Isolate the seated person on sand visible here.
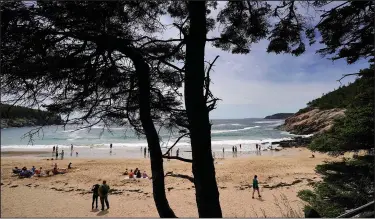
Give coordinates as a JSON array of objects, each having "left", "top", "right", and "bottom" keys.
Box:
[
  {"left": 13, "top": 167, "right": 21, "bottom": 174},
  {"left": 309, "top": 154, "right": 315, "bottom": 158},
  {"left": 129, "top": 169, "right": 134, "bottom": 179},
  {"left": 142, "top": 171, "right": 149, "bottom": 179},
  {"left": 123, "top": 169, "right": 129, "bottom": 175},
  {"left": 19, "top": 169, "right": 33, "bottom": 178},
  {"left": 68, "top": 162, "right": 72, "bottom": 169},
  {"left": 34, "top": 167, "right": 42, "bottom": 177},
  {"left": 134, "top": 168, "right": 139, "bottom": 175},
  {"left": 136, "top": 170, "right": 142, "bottom": 178},
  {"left": 52, "top": 167, "right": 67, "bottom": 175},
  {"left": 31, "top": 166, "right": 36, "bottom": 173}
]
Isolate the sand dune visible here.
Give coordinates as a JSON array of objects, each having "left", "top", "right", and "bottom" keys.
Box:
[{"left": 0, "top": 148, "right": 341, "bottom": 217}]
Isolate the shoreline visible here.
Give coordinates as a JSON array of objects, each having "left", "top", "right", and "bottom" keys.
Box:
[
  {"left": 1, "top": 145, "right": 303, "bottom": 160},
  {"left": 1, "top": 147, "right": 342, "bottom": 217}
]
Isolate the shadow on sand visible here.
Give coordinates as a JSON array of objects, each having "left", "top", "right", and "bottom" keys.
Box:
[{"left": 96, "top": 210, "right": 109, "bottom": 216}]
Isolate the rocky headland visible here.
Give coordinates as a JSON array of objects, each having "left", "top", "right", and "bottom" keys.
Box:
[{"left": 277, "top": 107, "right": 346, "bottom": 135}]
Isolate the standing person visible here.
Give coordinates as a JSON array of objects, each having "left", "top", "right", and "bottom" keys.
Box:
[
  {"left": 91, "top": 184, "right": 100, "bottom": 209},
  {"left": 252, "top": 175, "right": 261, "bottom": 199},
  {"left": 61, "top": 150, "right": 64, "bottom": 160},
  {"left": 98, "top": 180, "right": 110, "bottom": 211},
  {"left": 53, "top": 146, "right": 55, "bottom": 153},
  {"left": 256, "top": 144, "right": 258, "bottom": 151},
  {"left": 71, "top": 144, "right": 73, "bottom": 151},
  {"left": 232, "top": 146, "right": 234, "bottom": 153},
  {"left": 240, "top": 144, "right": 241, "bottom": 149},
  {"left": 143, "top": 147, "right": 147, "bottom": 158},
  {"left": 110, "top": 143, "right": 112, "bottom": 149},
  {"left": 176, "top": 148, "right": 180, "bottom": 157},
  {"left": 56, "top": 145, "right": 59, "bottom": 153},
  {"left": 55, "top": 149, "right": 58, "bottom": 160}
]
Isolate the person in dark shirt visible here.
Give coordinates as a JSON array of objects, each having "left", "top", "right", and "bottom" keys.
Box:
[
  {"left": 68, "top": 162, "right": 72, "bottom": 169},
  {"left": 136, "top": 170, "right": 142, "bottom": 178},
  {"left": 92, "top": 184, "right": 100, "bottom": 209},
  {"left": 98, "top": 181, "right": 110, "bottom": 211},
  {"left": 252, "top": 175, "right": 261, "bottom": 199}
]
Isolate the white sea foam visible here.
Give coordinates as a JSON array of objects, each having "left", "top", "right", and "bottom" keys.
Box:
[
  {"left": 1, "top": 136, "right": 294, "bottom": 150},
  {"left": 212, "top": 123, "right": 243, "bottom": 127},
  {"left": 254, "top": 120, "right": 284, "bottom": 124},
  {"left": 211, "top": 126, "right": 260, "bottom": 134}
]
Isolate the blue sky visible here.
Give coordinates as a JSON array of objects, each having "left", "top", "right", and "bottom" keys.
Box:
[{"left": 160, "top": 1, "right": 370, "bottom": 119}]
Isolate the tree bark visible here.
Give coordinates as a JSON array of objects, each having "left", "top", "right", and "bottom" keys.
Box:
[
  {"left": 129, "top": 52, "right": 177, "bottom": 218},
  {"left": 184, "top": 1, "right": 223, "bottom": 217}
]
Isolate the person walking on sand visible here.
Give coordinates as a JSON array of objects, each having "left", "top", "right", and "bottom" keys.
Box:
[
  {"left": 91, "top": 184, "right": 100, "bottom": 209},
  {"left": 252, "top": 175, "right": 261, "bottom": 199},
  {"left": 98, "top": 180, "right": 110, "bottom": 211}
]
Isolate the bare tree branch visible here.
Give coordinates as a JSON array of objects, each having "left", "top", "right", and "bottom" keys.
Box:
[
  {"left": 162, "top": 155, "right": 192, "bottom": 163},
  {"left": 337, "top": 73, "right": 363, "bottom": 85},
  {"left": 163, "top": 132, "right": 189, "bottom": 156}
]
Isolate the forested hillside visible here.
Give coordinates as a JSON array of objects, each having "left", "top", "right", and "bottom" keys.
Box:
[
  {"left": 295, "top": 76, "right": 366, "bottom": 116},
  {"left": 0, "top": 104, "right": 63, "bottom": 128},
  {"left": 298, "top": 66, "right": 374, "bottom": 217}
]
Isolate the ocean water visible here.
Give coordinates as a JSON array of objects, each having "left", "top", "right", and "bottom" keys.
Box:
[{"left": 1, "top": 118, "right": 303, "bottom": 153}]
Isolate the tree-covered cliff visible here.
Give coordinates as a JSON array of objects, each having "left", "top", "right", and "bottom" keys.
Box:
[
  {"left": 0, "top": 104, "right": 63, "bottom": 128},
  {"left": 264, "top": 113, "right": 294, "bottom": 119}
]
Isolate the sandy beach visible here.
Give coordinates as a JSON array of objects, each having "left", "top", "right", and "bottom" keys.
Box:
[{"left": 1, "top": 147, "right": 341, "bottom": 217}]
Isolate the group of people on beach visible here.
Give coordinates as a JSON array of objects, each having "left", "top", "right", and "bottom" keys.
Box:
[
  {"left": 12, "top": 162, "right": 72, "bottom": 178},
  {"left": 123, "top": 168, "right": 149, "bottom": 179},
  {"left": 91, "top": 180, "right": 110, "bottom": 211},
  {"left": 52, "top": 144, "right": 78, "bottom": 160}
]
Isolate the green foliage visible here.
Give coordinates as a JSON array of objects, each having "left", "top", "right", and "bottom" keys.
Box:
[
  {"left": 301, "top": 67, "right": 374, "bottom": 217},
  {"left": 0, "top": 104, "right": 63, "bottom": 126},
  {"left": 306, "top": 79, "right": 364, "bottom": 110},
  {"left": 312, "top": 1, "right": 374, "bottom": 64},
  {"left": 298, "top": 156, "right": 374, "bottom": 217},
  {"left": 309, "top": 67, "right": 374, "bottom": 154}
]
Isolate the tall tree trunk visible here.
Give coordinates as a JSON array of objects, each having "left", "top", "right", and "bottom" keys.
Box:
[
  {"left": 132, "top": 55, "right": 177, "bottom": 218},
  {"left": 184, "top": 1, "right": 223, "bottom": 217}
]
